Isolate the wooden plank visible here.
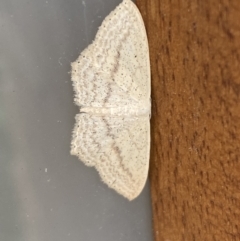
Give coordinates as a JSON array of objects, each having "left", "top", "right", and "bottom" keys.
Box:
[{"left": 136, "top": 0, "right": 240, "bottom": 240}]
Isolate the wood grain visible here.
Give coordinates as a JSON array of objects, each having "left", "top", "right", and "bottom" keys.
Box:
[{"left": 136, "top": 0, "right": 240, "bottom": 240}]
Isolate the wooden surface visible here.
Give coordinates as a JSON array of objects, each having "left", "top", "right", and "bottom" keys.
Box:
[{"left": 136, "top": 0, "right": 240, "bottom": 240}]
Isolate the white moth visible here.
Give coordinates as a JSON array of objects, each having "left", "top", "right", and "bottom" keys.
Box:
[{"left": 71, "top": 0, "right": 151, "bottom": 200}]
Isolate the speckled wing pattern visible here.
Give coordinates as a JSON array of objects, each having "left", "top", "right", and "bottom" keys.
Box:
[{"left": 71, "top": 0, "right": 151, "bottom": 200}]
